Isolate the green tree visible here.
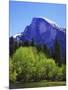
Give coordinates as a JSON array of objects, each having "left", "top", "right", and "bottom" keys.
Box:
[
  {"left": 9, "top": 37, "right": 19, "bottom": 56},
  {"left": 45, "top": 59, "right": 57, "bottom": 80},
  {"left": 9, "top": 36, "right": 14, "bottom": 56},
  {"left": 55, "top": 64, "right": 66, "bottom": 81},
  {"left": 54, "top": 40, "right": 61, "bottom": 65},
  {"left": 9, "top": 57, "right": 17, "bottom": 83},
  {"left": 11, "top": 47, "right": 36, "bottom": 82}
]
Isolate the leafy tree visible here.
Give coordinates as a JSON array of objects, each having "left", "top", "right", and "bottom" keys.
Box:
[
  {"left": 55, "top": 64, "right": 66, "bottom": 81},
  {"left": 45, "top": 59, "right": 57, "bottom": 80},
  {"left": 9, "top": 57, "right": 17, "bottom": 83},
  {"left": 61, "top": 64, "right": 66, "bottom": 81},
  {"left": 31, "top": 52, "right": 47, "bottom": 81},
  {"left": 12, "top": 47, "right": 36, "bottom": 82}
]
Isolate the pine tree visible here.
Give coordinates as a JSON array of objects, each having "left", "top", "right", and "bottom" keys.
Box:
[
  {"left": 54, "top": 40, "right": 61, "bottom": 65},
  {"left": 31, "top": 38, "right": 34, "bottom": 46},
  {"left": 9, "top": 36, "right": 14, "bottom": 56}
]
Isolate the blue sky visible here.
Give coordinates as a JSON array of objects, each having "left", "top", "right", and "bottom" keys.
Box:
[{"left": 9, "top": 1, "right": 66, "bottom": 36}]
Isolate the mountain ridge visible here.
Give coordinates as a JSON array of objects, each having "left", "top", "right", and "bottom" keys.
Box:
[{"left": 13, "top": 17, "right": 66, "bottom": 48}]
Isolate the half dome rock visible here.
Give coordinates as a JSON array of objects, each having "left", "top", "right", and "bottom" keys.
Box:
[
  {"left": 13, "top": 17, "right": 66, "bottom": 64},
  {"left": 19, "top": 17, "right": 65, "bottom": 47}
]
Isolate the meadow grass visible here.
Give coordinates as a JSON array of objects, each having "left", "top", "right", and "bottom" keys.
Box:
[{"left": 9, "top": 80, "right": 66, "bottom": 89}]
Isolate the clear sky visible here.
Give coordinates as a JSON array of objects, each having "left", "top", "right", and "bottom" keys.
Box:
[{"left": 9, "top": 1, "right": 66, "bottom": 36}]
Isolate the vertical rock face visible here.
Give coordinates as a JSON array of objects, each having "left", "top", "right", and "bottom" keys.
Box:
[
  {"left": 20, "top": 17, "right": 65, "bottom": 47},
  {"left": 13, "top": 17, "right": 66, "bottom": 63}
]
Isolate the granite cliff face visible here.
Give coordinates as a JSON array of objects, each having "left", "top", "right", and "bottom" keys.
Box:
[
  {"left": 13, "top": 17, "right": 66, "bottom": 63},
  {"left": 15, "top": 18, "right": 65, "bottom": 47}
]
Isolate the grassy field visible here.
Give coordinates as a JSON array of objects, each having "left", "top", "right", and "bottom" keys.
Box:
[{"left": 9, "top": 80, "right": 66, "bottom": 89}]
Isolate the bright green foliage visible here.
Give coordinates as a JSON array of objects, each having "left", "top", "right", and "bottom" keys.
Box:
[
  {"left": 12, "top": 47, "right": 36, "bottom": 82},
  {"left": 45, "top": 59, "right": 57, "bottom": 80},
  {"left": 61, "top": 65, "right": 66, "bottom": 80},
  {"left": 55, "top": 65, "right": 66, "bottom": 81},
  {"left": 9, "top": 47, "right": 66, "bottom": 83},
  {"left": 9, "top": 57, "right": 17, "bottom": 83}
]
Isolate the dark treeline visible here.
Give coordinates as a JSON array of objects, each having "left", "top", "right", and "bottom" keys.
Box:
[
  {"left": 9, "top": 37, "right": 34, "bottom": 56},
  {"left": 9, "top": 37, "right": 66, "bottom": 65}
]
